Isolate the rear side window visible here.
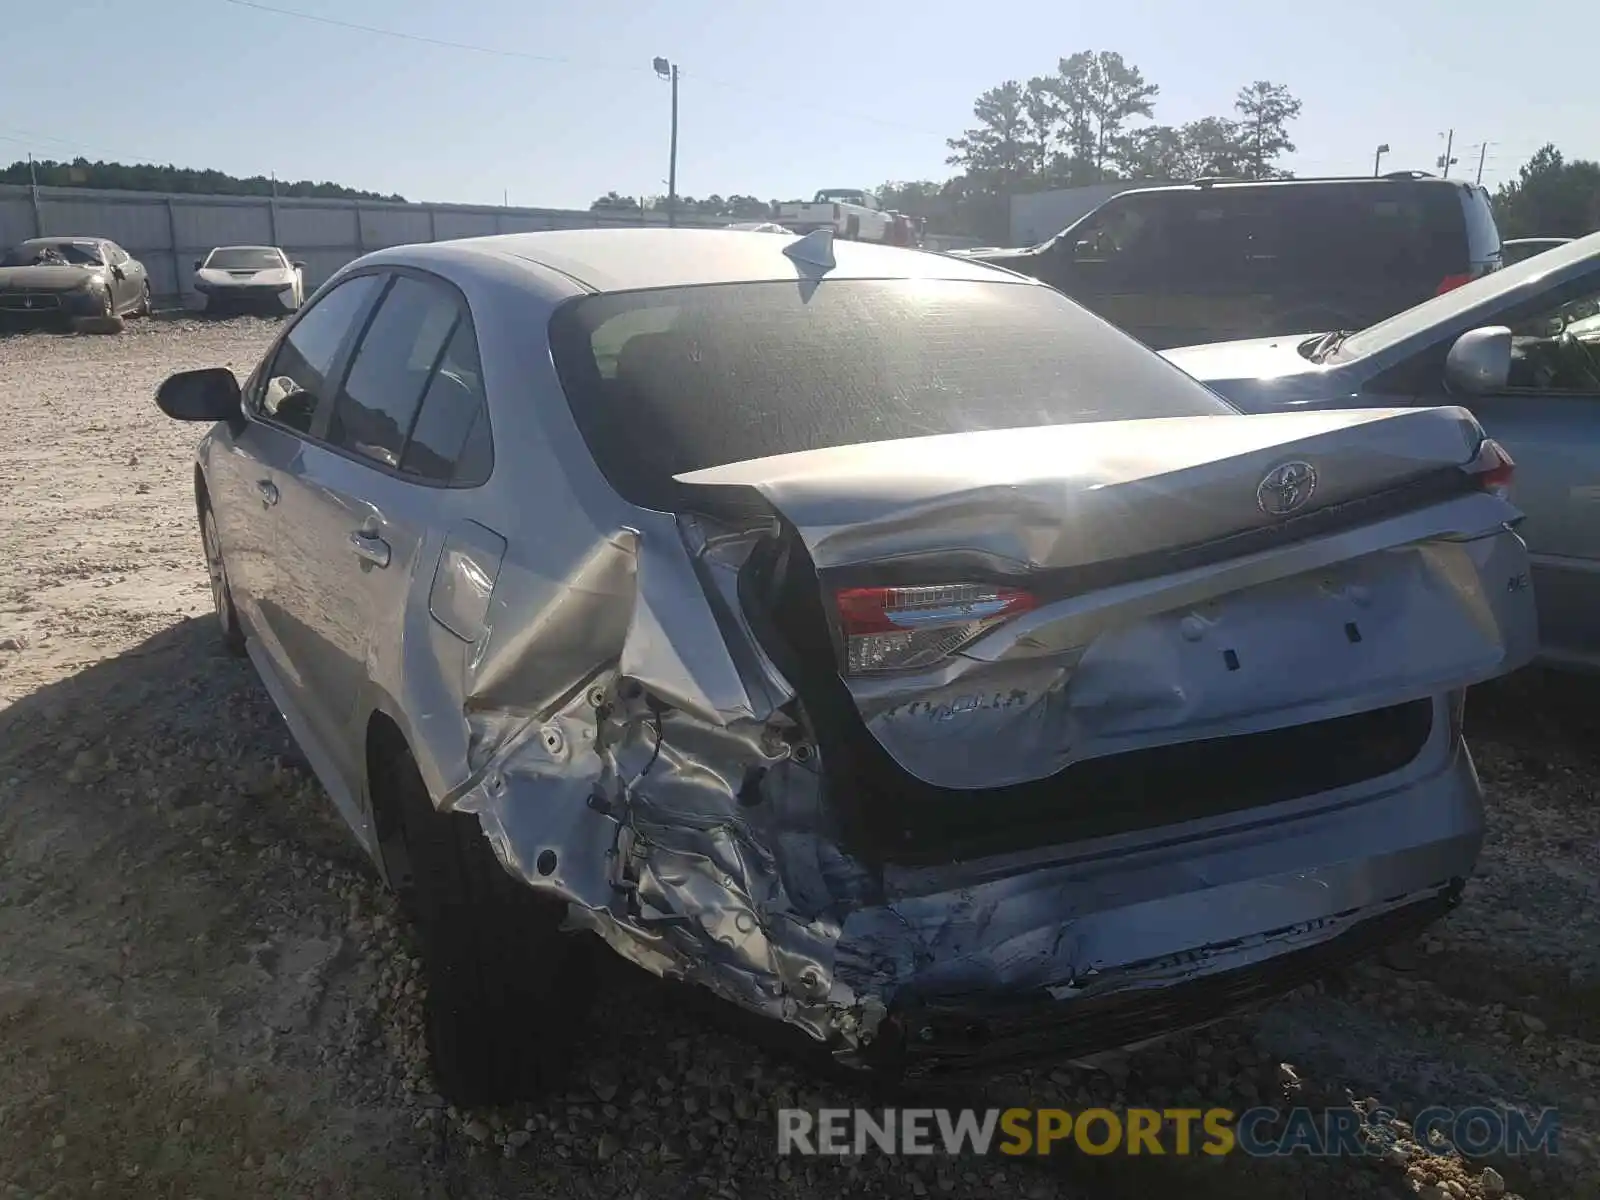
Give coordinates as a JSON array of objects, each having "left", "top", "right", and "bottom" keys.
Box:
[
  {"left": 1462, "top": 187, "right": 1503, "bottom": 264},
  {"left": 258, "top": 273, "right": 381, "bottom": 435},
  {"left": 549, "top": 277, "right": 1236, "bottom": 510},
  {"left": 400, "top": 321, "right": 494, "bottom": 486},
  {"left": 328, "top": 275, "right": 460, "bottom": 468},
  {"left": 1143, "top": 184, "right": 1467, "bottom": 288}
]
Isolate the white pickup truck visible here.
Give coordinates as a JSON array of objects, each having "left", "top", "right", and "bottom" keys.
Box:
[{"left": 775, "top": 189, "right": 897, "bottom": 242}]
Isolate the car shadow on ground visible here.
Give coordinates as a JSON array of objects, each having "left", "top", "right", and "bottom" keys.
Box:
[
  {"left": 1468, "top": 664, "right": 1600, "bottom": 767},
  {"left": 4, "top": 625, "right": 1592, "bottom": 1199}
]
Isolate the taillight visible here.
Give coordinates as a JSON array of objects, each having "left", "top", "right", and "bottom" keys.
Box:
[
  {"left": 1464, "top": 437, "right": 1515, "bottom": 498},
  {"left": 1434, "top": 272, "right": 1473, "bottom": 295},
  {"left": 834, "top": 584, "right": 1036, "bottom": 674}
]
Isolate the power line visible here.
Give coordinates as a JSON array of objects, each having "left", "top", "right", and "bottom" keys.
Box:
[
  {"left": 208, "top": 0, "right": 952, "bottom": 137},
  {"left": 0, "top": 124, "right": 174, "bottom": 166},
  {"left": 216, "top": 0, "right": 633, "bottom": 72}
]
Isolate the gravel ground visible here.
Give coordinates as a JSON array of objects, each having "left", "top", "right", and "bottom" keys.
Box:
[{"left": 1, "top": 316, "right": 1596, "bottom": 1200}]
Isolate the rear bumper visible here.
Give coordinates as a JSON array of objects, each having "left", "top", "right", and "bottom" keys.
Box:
[
  {"left": 827, "top": 707, "right": 1483, "bottom": 1071},
  {"left": 867, "top": 883, "right": 1459, "bottom": 1076}
]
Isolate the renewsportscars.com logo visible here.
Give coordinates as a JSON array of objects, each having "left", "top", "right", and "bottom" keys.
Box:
[{"left": 777, "top": 1106, "right": 1561, "bottom": 1158}]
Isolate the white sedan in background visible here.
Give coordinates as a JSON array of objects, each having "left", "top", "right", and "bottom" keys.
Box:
[{"left": 193, "top": 245, "right": 306, "bottom": 314}]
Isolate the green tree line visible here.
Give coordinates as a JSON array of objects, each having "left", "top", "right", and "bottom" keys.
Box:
[
  {"left": 592, "top": 51, "right": 1305, "bottom": 242},
  {"left": 0, "top": 157, "right": 404, "bottom": 202},
  {"left": 591, "top": 49, "right": 1600, "bottom": 247},
  {"left": 1492, "top": 144, "right": 1600, "bottom": 239}
]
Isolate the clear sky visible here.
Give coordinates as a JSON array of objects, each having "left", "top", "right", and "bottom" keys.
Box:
[{"left": 4, "top": 0, "right": 1595, "bottom": 210}]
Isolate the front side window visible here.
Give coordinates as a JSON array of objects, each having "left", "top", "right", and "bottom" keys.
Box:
[
  {"left": 257, "top": 273, "right": 381, "bottom": 435},
  {"left": 1505, "top": 286, "right": 1600, "bottom": 392},
  {"left": 549, "top": 277, "right": 1236, "bottom": 510},
  {"left": 1068, "top": 201, "right": 1162, "bottom": 270},
  {"left": 327, "top": 275, "right": 461, "bottom": 468}
]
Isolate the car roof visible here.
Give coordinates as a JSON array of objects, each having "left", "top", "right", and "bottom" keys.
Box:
[
  {"left": 384, "top": 227, "right": 1035, "bottom": 295},
  {"left": 1113, "top": 175, "right": 1481, "bottom": 200},
  {"left": 209, "top": 244, "right": 281, "bottom": 252},
  {"left": 19, "top": 236, "right": 102, "bottom": 246}
]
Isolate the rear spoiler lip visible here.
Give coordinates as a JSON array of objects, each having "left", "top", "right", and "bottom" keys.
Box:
[{"left": 810, "top": 463, "right": 1487, "bottom": 596}]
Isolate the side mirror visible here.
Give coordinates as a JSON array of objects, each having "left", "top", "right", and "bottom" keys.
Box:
[
  {"left": 1444, "top": 326, "right": 1512, "bottom": 396},
  {"left": 112, "top": 265, "right": 126, "bottom": 280},
  {"left": 291, "top": 261, "right": 306, "bottom": 272},
  {"left": 156, "top": 367, "right": 241, "bottom": 422},
  {"left": 193, "top": 259, "right": 203, "bottom": 271}
]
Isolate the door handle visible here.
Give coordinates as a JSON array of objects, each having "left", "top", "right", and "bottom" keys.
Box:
[
  {"left": 349, "top": 530, "right": 391, "bottom": 568},
  {"left": 256, "top": 479, "right": 279, "bottom": 506}
]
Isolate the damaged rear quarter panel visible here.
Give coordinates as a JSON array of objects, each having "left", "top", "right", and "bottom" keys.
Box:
[{"left": 342, "top": 249, "right": 1524, "bottom": 1064}]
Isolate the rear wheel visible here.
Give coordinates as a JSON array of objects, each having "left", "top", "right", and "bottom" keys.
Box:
[
  {"left": 136, "top": 281, "right": 152, "bottom": 317},
  {"left": 375, "top": 742, "right": 595, "bottom": 1106}
]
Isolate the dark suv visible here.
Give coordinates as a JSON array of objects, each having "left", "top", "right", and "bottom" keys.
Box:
[{"left": 962, "top": 174, "right": 1504, "bottom": 348}]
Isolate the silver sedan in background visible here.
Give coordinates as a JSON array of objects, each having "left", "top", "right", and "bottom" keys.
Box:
[
  {"left": 154, "top": 228, "right": 1536, "bottom": 1105},
  {"left": 1164, "top": 230, "right": 1600, "bottom": 673}
]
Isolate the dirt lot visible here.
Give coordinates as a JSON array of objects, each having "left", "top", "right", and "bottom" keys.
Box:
[{"left": 1, "top": 317, "right": 1598, "bottom": 1200}]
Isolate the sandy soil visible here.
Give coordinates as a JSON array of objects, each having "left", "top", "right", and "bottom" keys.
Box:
[{"left": 1, "top": 317, "right": 1596, "bottom": 1200}]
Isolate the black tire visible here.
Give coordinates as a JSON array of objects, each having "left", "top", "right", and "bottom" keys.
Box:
[
  {"left": 377, "top": 744, "right": 596, "bottom": 1107},
  {"left": 200, "top": 501, "right": 246, "bottom": 657},
  {"left": 136, "top": 281, "right": 152, "bottom": 317}
]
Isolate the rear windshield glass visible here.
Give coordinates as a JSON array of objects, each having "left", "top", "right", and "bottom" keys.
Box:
[
  {"left": 1067, "top": 183, "right": 1467, "bottom": 289},
  {"left": 549, "top": 277, "right": 1237, "bottom": 510},
  {"left": 205, "top": 248, "right": 284, "bottom": 270}
]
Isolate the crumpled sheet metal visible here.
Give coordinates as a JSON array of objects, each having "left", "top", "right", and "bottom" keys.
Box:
[
  {"left": 443, "top": 516, "right": 885, "bottom": 1048},
  {"left": 433, "top": 510, "right": 1497, "bottom": 1061}
]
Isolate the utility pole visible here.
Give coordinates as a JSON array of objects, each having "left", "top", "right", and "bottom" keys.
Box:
[
  {"left": 1373, "top": 143, "right": 1391, "bottom": 177},
  {"left": 27, "top": 152, "right": 42, "bottom": 237},
  {"left": 1475, "top": 142, "right": 1491, "bottom": 186},
  {"left": 1438, "top": 129, "right": 1455, "bottom": 178},
  {"left": 653, "top": 57, "right": 679, "bottom": 228}
]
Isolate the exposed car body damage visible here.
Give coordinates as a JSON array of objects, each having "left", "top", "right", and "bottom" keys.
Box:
[
  {"left": 410, "top": 423, "right": 1533, "bottom": 1068},
  {"left": 165, "top": 230, "right": 1540, "bottom": 1087}
]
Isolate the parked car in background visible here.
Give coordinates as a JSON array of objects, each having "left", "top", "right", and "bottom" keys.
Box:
[
  {"left": 724, "top": 221, "right": 794, "bottom": 233},
  {"left": 776, "top": 188, "right": 896, "bottom": 242},
  {"left": 955, "top": 173, "right": 1503, "bottom": 349},
  {"left": 1501, "top": 237, "right": 1573, "bottom": 265},
  {"left": 194, "top": 245, "right": 306, "bottom": 314},
  {"left": 0, "top": 236, "right": 151, "bottom": 325},
  {"left": 153, "top": 227, "right": 1535, "bottom": 1105},
  {"left": 1163, "top": 230, "right": 1600, "bottom": 672}
]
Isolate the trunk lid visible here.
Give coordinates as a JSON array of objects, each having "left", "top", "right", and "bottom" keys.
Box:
[
  {"left": 674, "top": 407, "right": 1484, "bottom": 575},
  {"left": 675, "top": 406, "right": 1534, "bottom": 804}
]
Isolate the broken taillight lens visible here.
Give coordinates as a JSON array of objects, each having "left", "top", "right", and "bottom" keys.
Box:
[
  {"left": 1464, "top": 437, "right": 1515, "bottom": 498},
  {"left": 834, "top": 584, "right": 1037, "bottom": 674}
]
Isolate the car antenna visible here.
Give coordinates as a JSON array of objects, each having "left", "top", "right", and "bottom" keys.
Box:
[{"left": 783, "top": 228, "right": 836, "bottom": 270}]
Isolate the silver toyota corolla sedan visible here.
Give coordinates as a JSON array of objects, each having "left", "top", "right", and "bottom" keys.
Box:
[{"left": 154, "top": 227, "right": 1538, "bottom": 1105}]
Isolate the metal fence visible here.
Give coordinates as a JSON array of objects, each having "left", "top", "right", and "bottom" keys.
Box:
[{"left": 0, "top": 184, "right": 725, "bottom": 305}]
